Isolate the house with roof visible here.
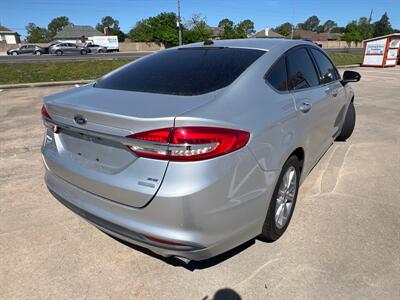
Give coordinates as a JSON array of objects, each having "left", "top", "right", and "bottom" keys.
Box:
[
  {"left": 54, "top": 24, "right": 103, "bottom": 43},
  {"left": 290, "top": 29, "right": 342, "bottom": 41},
  {"left": 252, "top": 28, "right": 284, "bottom": 39},
  {"left": 0, "top": 24, "right": 20, "bottom": 44}
]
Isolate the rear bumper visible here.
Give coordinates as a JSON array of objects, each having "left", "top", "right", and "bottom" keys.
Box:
[
  {"left": 43, "top": 141, "right": 280, "bottom": 261},
  {"left": 45, "top": 166, "right": 278, "bottom": 260}
]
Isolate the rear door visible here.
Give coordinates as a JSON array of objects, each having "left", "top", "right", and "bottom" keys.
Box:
[
  {"left": 309, "top": 48, "right": 346, "bottom": 138},
  {"left": 286, "top": 47, "right": 333, "bottom": 165}
]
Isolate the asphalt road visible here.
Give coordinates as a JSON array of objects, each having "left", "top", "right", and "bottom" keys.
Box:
[
  {"left": 1, "top": 67, "right": 399, "bottom": 299},
  {"left": 0, "top": 52, "right": 150, "bottom": 63},
  {"left": 0, "top": 48, "right": 362, "bottom": 63}
]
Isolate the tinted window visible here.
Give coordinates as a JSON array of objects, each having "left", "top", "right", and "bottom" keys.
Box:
[
  {"left": 311, "top": 49, "right": 339, "bottom": 84},
  {"left": 266, "top": 57, "right": 287, "bottom": 91},
  {"left": 95, "top": 48, "right": 265, "bottom": 96},
  {"left": 286, "top": 48, "right": 319, "bottom": 90}
]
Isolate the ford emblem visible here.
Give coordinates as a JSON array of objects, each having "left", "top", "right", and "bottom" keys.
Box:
[{"left": 74, "top": 114, "right": 87, "bottom": 125}]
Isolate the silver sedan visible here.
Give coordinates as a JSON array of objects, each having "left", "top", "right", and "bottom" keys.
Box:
[
  {"left": 86, "top": 44, "right": 108, "bottom": 54},
  {"left": 49, "top": 43, "right": 88, "bottom": 56},
  {"left": 41, "top": 39, "right": 360, "bottom": 262}
]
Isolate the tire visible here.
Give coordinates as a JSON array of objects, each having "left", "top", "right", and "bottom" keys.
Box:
[
  {"left": 55, "top": 50, "right": 63, "bottom": 56},
  {"left": 12, "top": 51, "right": 18, "bottom": 56},
  {"left": 80, "top": 49, "right": 88, "bottom": 55},
  {"left": 34, "top": 51, "right": 41, "bottom": 56},
  {"left": 336, "top": 102, "right": 356, "bottom": 141},
  {"left": 259, "top": 156, "right": 300, "bottom": 242},
  {"left": 98, "top": 49, "right": 104, "bottom": 53}
]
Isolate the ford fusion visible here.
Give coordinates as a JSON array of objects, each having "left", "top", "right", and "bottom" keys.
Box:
[{"left": 41, "top": 39, "right": 360, "bottom": 262}]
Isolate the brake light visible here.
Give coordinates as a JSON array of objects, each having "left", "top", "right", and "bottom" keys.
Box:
[
  {"left": 41, "top": 105, "right": 58, "bottom": 133},
  {"left": 127, "top": 127, "right": 250, "bottom": 161},
  {"left": 41, "top": 105, "right": 51, "bottom": 120}
]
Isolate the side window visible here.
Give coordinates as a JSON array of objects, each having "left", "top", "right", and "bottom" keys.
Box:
[
  {"left": 266, "top": 57, "right": 287, "bottom": 92},
  {"left": 310, "top": 48, "right": 339, "bottom": 84},
  {"left": 286, "top": 48, "right": 319, "bottom": 90}
]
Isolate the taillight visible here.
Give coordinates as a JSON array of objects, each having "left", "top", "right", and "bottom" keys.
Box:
[
  {"left": 41, "top": 105, "right": 51, "bottom": 120},
  {"left": 41, "top": 105, "right": 58, "bottom": 133},
  {"left": 127, "top": 127, "right": 250, "bottom": 161}
]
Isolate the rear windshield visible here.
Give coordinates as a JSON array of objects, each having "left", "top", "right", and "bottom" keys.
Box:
[{"left": 94, "top": 47, "right": 265, "bottom": 96}]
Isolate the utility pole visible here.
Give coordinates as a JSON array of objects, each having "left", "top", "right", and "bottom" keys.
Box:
[{"left": 177, "top": 0, "right": 182, "bottom": 45}]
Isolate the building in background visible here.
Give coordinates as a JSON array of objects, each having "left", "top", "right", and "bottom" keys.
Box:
[
  {"left": 290, "top": 29, "right": 342, "bottom": 41},
  {"left": 54, "top": 25, "right": 104, "bottom": 43},
  {"left": 208, "top": 27, "right": 223, "bottom": 40},
  {"left": 0, "top": 24, "right": 20, "bottom": 44},
  {"left": 252, "top": 28, "right": 284, "bottom": 38}
]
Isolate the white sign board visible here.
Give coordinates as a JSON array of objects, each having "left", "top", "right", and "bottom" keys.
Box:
[{"left": 363, "top": 38, "right": 387, "bottom": 66}]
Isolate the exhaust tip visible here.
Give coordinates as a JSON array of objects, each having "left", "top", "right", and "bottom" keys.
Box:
[{"left": 175, "top": 256, "right": 191, "bottom": 265}]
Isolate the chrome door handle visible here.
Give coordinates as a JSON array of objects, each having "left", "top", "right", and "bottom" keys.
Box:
[
  {"left": 299, "top": 102, "right": 312, "bottom": 113},
  {"left": 331, "top": 89, "right": 338, "bottom": 97}
]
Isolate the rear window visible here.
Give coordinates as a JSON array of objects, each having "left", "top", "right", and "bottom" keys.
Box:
[{"left": 95, "top": 47, "right": 265, "bottom": 96}]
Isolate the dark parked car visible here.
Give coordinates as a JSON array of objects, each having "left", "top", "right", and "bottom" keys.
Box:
[{"left": 7, "top": 44, "right": 46, "bottom": 55}]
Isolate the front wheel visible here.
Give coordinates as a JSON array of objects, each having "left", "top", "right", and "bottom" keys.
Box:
[
  {"left": 336, "top": 102, "right": 356, "bottom": 141},
  {"left": 55, "top": 50, "right": 63, "bottom": 56},
  {"left": 12, "top": 51, "right": 18, "bottom": 56},
  {"left": 80, "top": 49, "right": 88, "bottom": 55},
  {"left": 34, "top": 51, "right": 41, "bottom": 56},
  {"left": 259, "top": 156, "right": 300, "bottom": 242}
]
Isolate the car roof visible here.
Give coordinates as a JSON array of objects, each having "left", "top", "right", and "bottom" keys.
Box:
[{"left": 177, "top": 38, "right": 314, "bottom": 52}]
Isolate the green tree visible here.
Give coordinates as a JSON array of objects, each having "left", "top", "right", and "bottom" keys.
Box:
[
  {"left": 183, "top": 14, "right": 212, "bottom": 43},
  {"left": 218, "top": 18, "right": 237, "bottom": 39},
  {"left": 298, "top": 16, "right": 320, "bottom": 32},
  {"left": 128, "top": 20, "right": 153, "bottom": 42},
  {"left": 47, "top": 16, "right": 70, "bottom": 40},
  {"left": 331, "top": 26, "right": 345, "bottom": 33},
  {"left": 26, "top": 23, "right": 49, "bottom": 43},
  {"left": 96, "top": 16, "right": 125, "bottom": 42},
  {"left": 218, "top": 18, "right": 254, "bottom": 39},
  {"left": 236, "top": 19, "right": 255, "bottom": 38},
  {"left": 342, "top": 21, "right": 363, "bottom": 45},
  {"left": 128, "top": 12, "right": 179, "bottom": 47},
  {"left": 321, "top": 20, "right": 337, "bottom": 33},
  {"left": 373, "top": 12, "right": 393, "bottom": 37},
  {"left": 358, "top": 17, "right": 373, "bottom": 40},
  {"left": 274, "top": 22, "right": 293, "bottom": 36}
]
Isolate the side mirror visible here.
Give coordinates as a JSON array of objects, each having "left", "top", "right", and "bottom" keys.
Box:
[{"left": 342, "top": 70, "right": 361, "bottom": 85}]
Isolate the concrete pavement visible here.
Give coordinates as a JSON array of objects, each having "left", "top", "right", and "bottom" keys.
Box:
[{"left": 0, "top": 67, "right": 399, "bottom": 299}]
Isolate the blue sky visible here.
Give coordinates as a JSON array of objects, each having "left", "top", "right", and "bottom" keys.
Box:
[{"left": 2, "top": 0, "right": 399, "bottom": 39}]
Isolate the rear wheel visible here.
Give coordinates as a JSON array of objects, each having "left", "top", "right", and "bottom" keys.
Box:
[
  {"left": 80, "top": 49, "right": 88, "bottom": 55},
  {"left": 336, "top": 102, "right": 356, "bottom": 141},
  {"left": 98, "top": 49, "right": 104, "bottom": 53},
  {"left": 259, "top": 156, "right": 300, "bottom": 242},
  {"left": 55, "top": 50, "right": 63, "bottom": 56},
  {"left": 34, "top": 51, "right": 41, "bottom": 56}
]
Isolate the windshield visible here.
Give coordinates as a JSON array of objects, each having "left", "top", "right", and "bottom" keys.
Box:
[{"left": 94, "top": 47, "right": 265, "bottom": 96}]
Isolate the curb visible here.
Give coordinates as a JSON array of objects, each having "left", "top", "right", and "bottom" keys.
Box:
[
  {"left": 336, "top": 64, "right": 360, "bottom": 69},
  {"left": 0, "top": 80, "right": 94, "bottom": 89}
]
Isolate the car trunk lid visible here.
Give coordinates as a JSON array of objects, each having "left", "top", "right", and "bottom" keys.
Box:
[{"left": 43, "top": 85, "right": 216, "bottom": 207}]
